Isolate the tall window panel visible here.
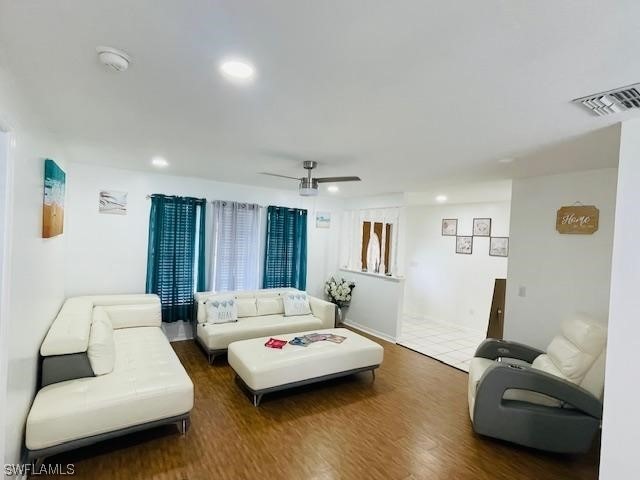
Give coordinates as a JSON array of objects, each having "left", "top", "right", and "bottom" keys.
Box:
[
  {"left": 145, "top": 195, "right": 206, "bottom": 322},
  {"left": 263, "top": 206, "right": 307, "bottom": 290},
  {"left": 209, "top": 200, "right": 261, "bottom": 292}
]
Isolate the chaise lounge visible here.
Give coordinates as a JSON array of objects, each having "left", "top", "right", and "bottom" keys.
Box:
[{"left": 25, "top": 294, "right": 194, "bottom": 465}]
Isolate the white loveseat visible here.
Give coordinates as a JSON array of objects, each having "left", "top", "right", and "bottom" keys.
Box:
[
  {"left": 194, "top": 288, "right": 336, "bottom": 363},
  {"left": 25, "top": 295, "right": 194, "bottom": 464}
]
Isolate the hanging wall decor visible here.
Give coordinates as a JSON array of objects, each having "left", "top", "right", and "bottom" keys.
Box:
[
  {"left": 42, "top": 159, "right": 66, "bottom": 238},
  {"left": 99, "top": 190, "right": 128, "bottom": 215},
  {"left": 473, "top": 217, "right": 492, "bottom": 236},
  {"left": 456, "top": 236, "right": 473, "bottom": 254},
  {"left": 489, "top": 237, "right": 509, "bottom": 257},
  {"left": 316, "top": 211, "right": 331, "bottom": 228},
  {"left": 442, "top": 218, "right": 458, "bottom": 236},
  {"left": 556, "top": 205, "right": 599, "bottom": 234}
]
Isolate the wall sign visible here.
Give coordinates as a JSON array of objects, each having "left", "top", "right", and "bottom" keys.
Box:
[{"left": 556, "top": 205, "right": 599, "bottom": 235}]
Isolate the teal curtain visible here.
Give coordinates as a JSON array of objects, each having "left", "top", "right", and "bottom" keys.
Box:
[
  {"left": 263, "top": 206, "right": 307, "bottom": 290},
  {"left": 145, "top": 195, "right": 206, "bottom": 322}
]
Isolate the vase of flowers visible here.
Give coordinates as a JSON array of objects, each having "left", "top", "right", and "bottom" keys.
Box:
[{"left": 324, "top": 276, "right": 355, "bottom": 326}]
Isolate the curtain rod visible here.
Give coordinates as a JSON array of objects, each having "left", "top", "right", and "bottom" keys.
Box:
[{"left": 145, "top": 195, "right": 267, "bottom": 208}]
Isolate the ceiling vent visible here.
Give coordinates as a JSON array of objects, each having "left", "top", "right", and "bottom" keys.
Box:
[{"left": 573, "top": 83, "right": 640, "bottom": 116}]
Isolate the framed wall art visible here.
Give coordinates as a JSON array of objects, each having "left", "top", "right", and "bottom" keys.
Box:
[
  {"left": 42, "top": 159, "right": 65, "bottom": 238},
  {"left": 316, "top": 211, "right": 331, "bottom": 228},
  {"left": 473, "top": 217, "right": 492, "bottom": 237},
  {"left": 489, "top": 237, "right": 509, "bottom": 257},
  {"left": 456, "top": 236, "right": 473, "bottom": 254},
  {"left": 442, "top": 218, "right": 458, "bottom": 236},
  {"left": 99, "top": 190, "right": 128, "bottom": 215}
]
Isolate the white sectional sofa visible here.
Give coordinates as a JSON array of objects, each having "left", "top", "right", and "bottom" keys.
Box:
[
  {"left": 194, "top": 288, "right": 336, "bottom": 363},
  {"left": 25, "top": 295, "right": 194, "bottom": 465}
]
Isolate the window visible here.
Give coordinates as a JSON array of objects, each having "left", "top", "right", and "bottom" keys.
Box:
[
  {"left": 210, "top": 201, "right": 261, "bottom": 292},
  {"left": 145, "top": 195, "right": 206, "bottom": 322},
  {"left": 263, "top": 206, "right": 307, "bottom": 290},
  {"left": 340, "top": 207, "right": 400, "bottom": 276},
  {"left": 361, "top": 221, "right": 393, "bottom": 274}
]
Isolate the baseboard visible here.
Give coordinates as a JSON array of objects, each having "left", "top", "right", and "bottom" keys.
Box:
[{"left": 342, "top": 319, "right": 396, "bottom": 343}]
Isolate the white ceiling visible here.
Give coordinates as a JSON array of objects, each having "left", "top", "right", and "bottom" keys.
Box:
[{"left": 0, "top": 0, "right": 633, "bottom": 196}]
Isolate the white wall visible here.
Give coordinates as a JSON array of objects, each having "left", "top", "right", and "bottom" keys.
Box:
[
  {"left": 339, "top": 270, "right": 404, "bottom": 341},
  {"left": 403, "top": 201, "right": 510, "bottom": 332},
  {"left": 334, "top": 194, "right": 406, "bottom": 340},
  {"left": 504, "top": 168, "right": 617, "bottom": 349},
  {"left": 599, "top": 119, "right": 640, "bottom": 479},
  {"left": 0, "top": 129, "right": 9, "bottom": 472},
  {"left": 0, "top": 65, "right": 68, "bottom": 467},
  {"left": 64, "top": 161, "right": 341, "bottom": 303}
]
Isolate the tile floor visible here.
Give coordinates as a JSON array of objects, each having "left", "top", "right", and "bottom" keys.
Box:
[{"left": 397, "top": 316, "right": 486, "bottom": 372}]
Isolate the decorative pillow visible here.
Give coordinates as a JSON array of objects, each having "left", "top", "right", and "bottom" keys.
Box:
[
  {"left": 205, "top": 297, "right": 238, "bottom": 324},
  {"left": 283, "top": 293, "right": 312, "bottom": 317},
  {"left": 256, "top": 297, "right": 285, "bottom": 316},
  {"left": 87, "top": 310, "right": 116, "bottom": 376},
  {"left": 237, "top": 298, "right": 258, "bottom": 318}
]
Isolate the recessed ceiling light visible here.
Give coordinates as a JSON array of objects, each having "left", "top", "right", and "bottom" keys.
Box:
[
  {"left": 498, "top": 157, "right": 514, "bottom": 164},
  {"left": 435, "top": 195, "right": 447, "bottom": 203},
  {"left": 327, "top": 185, "right": 340, "bottom": 193},
  {"left": 151, "top": 156, "right": 169, "bottom": 168},
  {"left": 219, "top": 59, "right": 255, "bottom": 81}
]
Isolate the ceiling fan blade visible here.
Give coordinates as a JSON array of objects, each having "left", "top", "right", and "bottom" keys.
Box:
[
  {"left": 315, "top": 176, "right": 361, "bottom": 183},
  {"left": 259, "top": 172, "right": 301, "bottom": 181}
]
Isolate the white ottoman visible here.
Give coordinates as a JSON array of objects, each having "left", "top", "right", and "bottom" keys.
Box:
[{"left": 228, "top": 328, "right": 384, "bottom": 405}]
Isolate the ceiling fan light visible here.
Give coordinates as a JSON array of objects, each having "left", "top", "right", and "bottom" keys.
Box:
[{"left": 299, "top": 186, "right": 319, "bottom": 197}]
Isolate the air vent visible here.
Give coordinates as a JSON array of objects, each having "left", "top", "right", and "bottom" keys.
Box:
[{"left": 573, "top": 83, "right": 640, "bottom": 116}]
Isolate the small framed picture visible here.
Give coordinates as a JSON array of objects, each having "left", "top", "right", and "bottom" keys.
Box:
[
  {"left": 99, "top": 190, "right": 128, "bottom": 215},
  {"left": 442, "top": 218, "right": 458, "bottom": 236},
  {"left": 489, "top": 237, "right": 509, "bottom": 257},
  {"left": 456, "top": 236, "right": 473, "bottom": 254},
  {"left": 316, "top": 212, "right": 331, "bottom": 228},
  {"left": 473, "top": 218, "right": 492, "bottom": 237}
]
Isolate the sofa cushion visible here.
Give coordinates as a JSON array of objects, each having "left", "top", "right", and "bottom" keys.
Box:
[
  {"left": 87, "top": 310, "right": 115, "bottom": 375},
  {"left": 26, "top": 327, "right": 193, "bottom": 451},
  {"left": 256, "top": 297, "right": 284, "bottom": 316},
  {"left": 206, "top": 297, "right": 238, "bottom": 324},
  {"left": 100, "top": 303, "right": 161, "bottom": 330},
  {"left": 40, "top": 298, "right": 94, "bottom": 356},
  {"left": 546, "top": 336, "right": 595, "bottom": 383},
  {"left": 283, "top": 293, "right": 311, "bottom": 316},
  {"left": 237, "top": 298, "right": 258, "bottom": 318},
  {"left": 561, "top": 314, "right": 607, "bottom": 356},
  {"left": 198, "top": 314, "right": 323, "bottom": 350}
]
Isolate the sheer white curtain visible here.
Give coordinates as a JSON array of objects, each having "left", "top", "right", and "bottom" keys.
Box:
[{"left": 208, "top": 200, "right": 262, "bottom": 292}]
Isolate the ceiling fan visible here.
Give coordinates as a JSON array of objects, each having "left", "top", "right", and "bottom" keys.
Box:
[{"left": 260, "top": 161, "right": 361, "bottom": 196}]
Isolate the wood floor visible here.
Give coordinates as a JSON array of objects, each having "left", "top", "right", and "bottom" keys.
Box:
[{"left": 41, "top": 333, "right": 599, "bottom": 480}]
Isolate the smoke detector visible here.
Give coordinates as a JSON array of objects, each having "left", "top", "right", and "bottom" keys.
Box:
[
  {"left": 96, "top": 46, "right": 131, "bottom": 72},
  {"left": 573, "top": 83, "right": 640, "bottom": 116}
]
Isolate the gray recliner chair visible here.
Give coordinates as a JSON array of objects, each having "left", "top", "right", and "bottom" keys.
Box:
[{"left": 467, "top": 313, "right": 606, "bottom": 453}]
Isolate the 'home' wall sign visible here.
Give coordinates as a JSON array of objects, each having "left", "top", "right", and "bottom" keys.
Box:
[{"left": 556, "top": 205, "right": 599, "bottom": 234}]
